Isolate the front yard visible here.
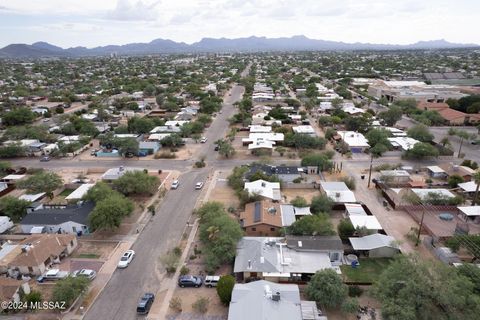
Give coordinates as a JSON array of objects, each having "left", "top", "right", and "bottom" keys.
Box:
[{"left": 340, "top": 258, "right": 393, "bottom": 284}]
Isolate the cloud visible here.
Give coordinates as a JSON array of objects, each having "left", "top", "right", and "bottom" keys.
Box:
[
  {"left": 106, "top": 0, "right": 161, "bottom": 21},
  {"left": 170, "top": 13, "right": 194, "bottom": 25}
]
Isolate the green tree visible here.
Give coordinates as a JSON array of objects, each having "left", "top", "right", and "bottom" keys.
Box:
[
  {"left": 0, "top": 196, "right": 30, "bottom": 222},
  {"left": 52, "top": 277, "right": 90, "bottom": 308},
  {"left": 407, "top": 124, "right": 434, "bottom": 142},
  {"left": 301, "top": 154, "right": 333, "bottom": 171},
  {"left": 88, "top": 194, "right": 134, "bottom": 231},
  {"left": 2, "top": 107, "right": 36, "bottom": 126},
  {"left": 306, "top": 269, "right": 348, "bottom": 308},
  {"left": 378, "top": 106, "right": 403, "bottom": 126},
  {"left": 160, "top": 134, "right": 183, "bottom": 147},
  {"left": 344, "top": 116, "right": 370, "bottom": 133},
  {"left": 17, "top": 171, "right": 63, "bottom": 198},
  {"left": 370, "top": 143, "right": 389, "bottom": 157},
  {"left": 404, "top": 142, "right": 439, "bottom": 159},
  {"left": 116, "top": 137, "right": 139, "bottom": 156},
  {"left": 448, "top": 174, "right": 464, "bottom": 188},
  {"left": 290, "top": 196, "right": 309, "bottom": 207},
  {"left": 0, "top": 143, "right": 26, "bottom": 158},
  {"left": 373, "top": 255, "right": 480, "bottom": 320},
  {"left": 472, "top": 170, "right": 480, "bottom": 205},
  {"left": 23, "top": 290, "right": 42, "bottom": 307},
  {"left": 113, "top": 171, "right": 159, "bottom": 196},
  {"left": 216, "top": 275, "right": 235, "bottom": 305},
  {"left": 288, "top": 214, "right": 335, "bottom": 236},
  {"left": 216, "top": 139, "right": 235, "bottom": 158},
  {"left": 127, "top": 116, "right": 155, "bottom": 134},
  {"left": 310, "top": 194, "right": 334, "bottom": 214},
  {"left": 83, "top": 182, "right": 116, "bottom": 203},
  {"left": 366, "top": 128, "right": 391, "bottom": 146},
  {"left": 337, "top": 218, "right": 355, "bottom": 240},
  {"left": 0, "top": 161, "right": 11, "bottom": 176}
]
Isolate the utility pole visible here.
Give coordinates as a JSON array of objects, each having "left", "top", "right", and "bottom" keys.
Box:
[
  {"left": 416, "top": 206, "right": 425, "bottom": 246},
  {"left": 367, "top": 155, "right": 373, "bottom": 188}
]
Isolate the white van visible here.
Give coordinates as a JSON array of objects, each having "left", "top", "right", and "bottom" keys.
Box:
[{"left": 204, "top": 275, "right": 220, "bottom": 288}]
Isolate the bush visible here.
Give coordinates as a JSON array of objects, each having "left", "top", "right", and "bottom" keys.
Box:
[
  {"left": 292, "top": 177, "right": 303, "bottom": 183},
  {"left": 169, "top": 297, "right": 182, "bottom": 312},
  {"left": 348, "top": 285, "right": 364, "bottom": 297},
  {"left": 216, "top": 275, "right": 236, "bottom": 305},
  {"left": 291, "top": 196, "right": 309, "bottom": 207},
  {"left": 180, "top": 265, "right": 190, "bottom": 275},
  {"left": 341, "top": 297, "right": 360, "bottom": 314},
  {"left": 341, "top": 176, "right": 356, "bottom": 190},
  {"left": 154, "top": 151, "right": 176, "bottom": 159},
  {"left": 192, "top": 297, "right": 209, "bottom": 314},
  {"left": 338, "top": 219, "right": 355, "bottom": 240}
]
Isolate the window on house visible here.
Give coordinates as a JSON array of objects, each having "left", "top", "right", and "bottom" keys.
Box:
[
  {"left": 251, "top": 227, "right": 256, "bottom": 231},
  {"left": 270, "top": 228, "right": 275, "bottom": 231}
]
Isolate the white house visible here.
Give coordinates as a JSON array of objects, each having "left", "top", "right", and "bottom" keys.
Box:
[
  {"left": 320, "top": 181, "right": 357, "bottom": 204},
  {"left": 337, "top": 131, "right": 370, "bottom": 152},
  {"left": 244, "top": 180, "right": 282, "bottom": 201},
  {"left": 349, "top": 234, "right": 400, "bottom": 257}
]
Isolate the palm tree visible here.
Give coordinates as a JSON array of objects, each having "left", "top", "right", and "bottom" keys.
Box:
[{"left": 472, "top": 170, "right": 480, "bottom": 206}]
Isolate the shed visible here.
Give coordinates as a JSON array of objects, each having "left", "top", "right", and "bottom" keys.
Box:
[{"left": 349, "top": 234, "right": 400, "bottom": 258}]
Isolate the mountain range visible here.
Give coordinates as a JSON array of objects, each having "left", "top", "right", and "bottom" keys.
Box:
[{"left": 0, "top": 36, "right": 478, "bottom": 58}]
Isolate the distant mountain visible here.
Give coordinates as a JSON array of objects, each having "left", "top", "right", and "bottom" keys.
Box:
[{"left": 0, "top": 36, "right": 478, "bottom": 58}]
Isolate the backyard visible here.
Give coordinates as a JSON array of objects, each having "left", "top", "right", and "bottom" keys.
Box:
[{"left": 340, "top": 258, "right": 393, "bottom": 284}]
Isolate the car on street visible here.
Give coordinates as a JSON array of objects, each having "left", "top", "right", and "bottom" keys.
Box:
[
  {"left": 204, "top": 275, "right": 220, "bottom": 288},
  {"left": 43, "top": 118, "right": 50, "bottom": 122},
  {"left": 195, "top": 182, "right": 204, "bottom": 190},
  {"left": 72, "top": 269, "right": 97, "bottom": 280},
  {"left": 40, "top": 156, "right": 50, "bottom": 162},
  {"left": 171, "top": 180, "right": 180, "bottom": 189},
  {"left": 178, "top": 275, "right": 203, "bottom": 288},
  {"left": 37, "top": 269, "right": 70, "bottom": 282},
  {"left": 200, "top": 137, "right": 208, "bottom": 143},
  {"left": 117, "top": 250, "right": 135, "bottom": 268},
  {"left": 136, "top": 293, "right": 155, "bottom": 314}
]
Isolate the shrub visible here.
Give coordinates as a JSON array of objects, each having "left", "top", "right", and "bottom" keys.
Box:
[
  {"left": 338, "top": 219, "right": 355, "bottom": 240},
  {"left": 341, "top": 176, "right": 356, "bottom": 190},
  {"left": 169, "top": 297, "right": 182, "bottom": 312},
  {"left": 292, "top": 177, "right": 303, "bottom": 183},
  {"left": 155, "top": 151, "right": 176, "bottom": 159},
  {"left": 180, "top": 265, "right": 190, "bottom": 275},
  {"left": 216, "top": 275, "right": 236, "bottom": 305},
  {"left": 348, "top": 285, "right": 364, "bottom": 297},
  {"left": 291, "top": 196, "right": 308, "bottom": 207},
  {"left": 192, "top": 297, "right": 210, "bottom": 314}
]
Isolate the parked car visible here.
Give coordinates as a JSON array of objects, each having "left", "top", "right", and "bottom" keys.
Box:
[
  {"left": 72, "top": 269, "right": 97, "bottom": 280},
  {"left": 40, "top": 156, "right": 50, "bottom": 162},
  {"left": 195, "top": 182, "right": 204, "bottom": 190},
  {"left": 171, "top": 180, "right": 180, "bottom": 189},
  {"left": 37, "top": 269, "right": 70, "bottom": 282},
  {"left": 200, "top": 137, "right": 207, "bottom": 143},
  {"left": 214, "top": 145, "right": 219, "bottom": 151},
  {"left": 178, "top": 275, "right": 203, "bottom": 288},
  {"left": 117, "top": 250, "right": 135, "bottom": 268},
  {"left": 90, "top": 149, "right": 98, "bottom": 156},
  {"left": 136, "top": 293, "right": 155, "bottom": 314},
  {"left": 204, "top": 275, "right": 220, "bottom": 288}
]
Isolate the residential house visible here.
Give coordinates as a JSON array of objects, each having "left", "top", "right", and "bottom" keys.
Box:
[
  {"left": 379, "top": 170, "right": 411, "bottom": 184},
  {"left": 458, "top": 206, "right": 480, "bottom": 223},
  {"left": 285, "top": 235, "right": 344, "bottom": 266},
  {"left": 349, "top": 234, "right": 400, "bottom": 258},
  {"left": 388, "top": 137, "right": 420, "bottom": 151},
  {"left": 240, "top": 201, "right": 282, "bottom": 236},
  {"left": 427, "top": 166, "right": 448, "bottom": 179},
  {"left": 234, "top": 237, "right": 340, "bottom": 283},
  {"left": 0, "top": 234, "right": 77, "bottom": 276},
  {"left": 139, "top": 141, "right": 161, "bottom": 155},
  {"left": 457, "top": 181, "right": 479, "bottom": 198},
  {"left": 0, "top": 278, "right": 30, "bottom": 304},
  {"left": 228, "top": 280, "right": 326, "bottom": 320},
  {"left": 64, "top": 183, "right": 95, "bottom": 202},
  {"left": 20, "top": 201, "right": 94, "bottom": 235},
  {"left": 439, "top": 164, "right": 476, "bottom": 181},
  {"left": 280, "top": 205, "right": 312, "bottom": 227},
  {"left": 319, "top": 181, "right": 357, "bottom": 205},
  {"left": 410, "top": 188, "right": 456, "bottom": 203},
  {"left": 292, "top": 126, "right": 316, "bottom": 136},
  {"left": 246, "top": 164, "right": 305, "bottom": 183},
  {"left": 101, "top": 166, "right": 145, "bottom": 181},
  {"left": 336, "top": 131, "right": 370, "bottom": 152},
  {"left": 244, "top": 180, "right": 282, "bottom": 201}
]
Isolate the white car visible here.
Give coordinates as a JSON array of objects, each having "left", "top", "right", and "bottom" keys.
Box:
[
  {"left": 195, "top": 182, "right": 204, "bottom": 190},
  {"left": 200, "top": 137, "right": 207, "bottom": 143},
  {"left": 171, "top": 180, "right": 180, "bottom": 189},
  {"left": 118, "top": 250, "right": 135, "bottom": 268},
  {"left": 72, "top": 269, "right": 97, "bottom": 280}
]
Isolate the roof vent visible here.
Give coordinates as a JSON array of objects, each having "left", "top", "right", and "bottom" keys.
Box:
[
  {"left": 264, "top": 285, "right": 272, "bottom": 299},
  {"left": 272, "top": 292, "right": 281, "bottom": 301}
]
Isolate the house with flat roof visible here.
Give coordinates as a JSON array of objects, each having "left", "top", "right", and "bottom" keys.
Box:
[
  {"left": 228, "top": 280, "right": 326, "bottom": 320},
  {"left": 319, "top": 181, "right": 356, "bottom": 204},
  {"left": 457, "top": 181, "right": 479, "bottom": 197},
  {"left": 285, "top": 235, "right": 344, "bottom": 266},
  {"left": 240, "top": 201, "right": 282, "bottom": 237},
  {"left": 246, "top": 164, "right": 305, "bottom": 183},
  {"left": 388, "top": 137, "right": 420, "bottom": 151},
  {"left": 336, "top": 131, "right": 370, "bottom": 152},
  {"left": 64, "top": 183, "right": 95, "bottom": 201},
  {"left": 410, "top": 188, "right": 456, "bottom": 203},
  {"left": 234, "top": 237, "right": 340, "bottom": 283},
  {"left": 427, "top": 166, "right": 447, "bottom": 179},
  {"left": 0, "top": 278, "right": 30, "bottom": 304},
  {"left": 101, "top": 166, "right": 145, "bottom": 181},
  {"left": 379, "top": 170, "right": 411, "bottom": 184},
  {"left": 20, "top": 201, "right": 94, "bottom": 235},
  {"left": 280, "top": 205, "right": 312, "bottom": 227},
  {"left": 292, "top": 125, "right": 316, "bottom": 136},
  {"left": 349, "top": 234, "right": 400, "bottom": 258},
  {"left": 244, "top": 180, "right": 282, "bottom": 201},
  {"left": 0, "top": 234, "right": 77, "bottom": 276},
  {"left": 458, "top": 206, "right": 480, "bottom": 223}
]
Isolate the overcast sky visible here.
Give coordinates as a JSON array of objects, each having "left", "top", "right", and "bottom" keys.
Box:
[{"left": 0, "top": 0, "right": 479, "bottom": 48}]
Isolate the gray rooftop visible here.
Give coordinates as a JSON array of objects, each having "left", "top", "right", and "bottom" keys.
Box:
[
  {"left": 228, "top": 280, "right": 302, "bottom": 320},
  {"left": 20, "top": 202, "right": 94, "bottom": 226},
  {"left": 286, "top": 235, "right": 344, "bottom": 252}
]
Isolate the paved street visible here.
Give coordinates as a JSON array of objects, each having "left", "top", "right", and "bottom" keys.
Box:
[{"left": 83, "top": 69, "right": 249, "bottom": 320}]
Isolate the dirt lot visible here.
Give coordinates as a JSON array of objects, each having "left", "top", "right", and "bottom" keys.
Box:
[
  {"left": 207, "top": 170, "right": 239, "bottom": 210},
  {"left": 72, "top": 240, "right": 118, "bottom": 260},
  {"left": 282, "top": 188, "right": 320, "bottom": 203}
]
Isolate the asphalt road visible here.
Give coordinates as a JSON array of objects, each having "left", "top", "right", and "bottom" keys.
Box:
[{"left": 83, "top": 79, "right": 247, "bottom": 320}]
